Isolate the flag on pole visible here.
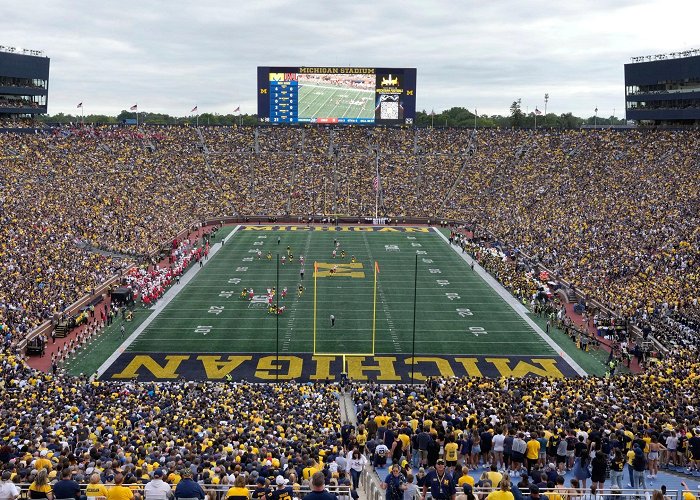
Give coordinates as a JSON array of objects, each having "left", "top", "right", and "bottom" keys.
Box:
[
  {"left": 191, "top": 106, "right": 198, "bottom": 113},
  {"left": 375, "top": 261, "right": 380, "bottom": 274},
  {"left": 233, "top": 106, "right": 240, "bottom": 113},
  {"left": 595, "top": 107, "right": 598, "bottom": 114},
  {"left": 76, "top": 102, "right": 83, "bottom": 108},
  {"left": 430, "top": 109, "right": 435, "bottom": 116},
  {"left": 373, "top": 176, "right": 379, "bottom": 191},
  {"left": 535, "top": 108, "right": 542, "bottom": 115},
  {"left": 130, "top": 104, "right": 138, "bottom": 111}
]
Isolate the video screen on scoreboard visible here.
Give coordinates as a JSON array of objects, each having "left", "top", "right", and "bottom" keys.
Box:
[{"left": 257, "top": 67, "right": 417, "bottom": 125}]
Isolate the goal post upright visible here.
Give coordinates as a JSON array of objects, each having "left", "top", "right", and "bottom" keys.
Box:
[
  {"left": 313, "top": 261, "right": 317, "bottom": 355},
  {"left": 372, "top": 260, "right": 379, "bottom": 355}
]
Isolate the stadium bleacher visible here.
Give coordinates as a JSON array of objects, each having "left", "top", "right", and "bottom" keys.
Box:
[{"left": 1, "top": 125, "right": 699, "bottom": 498}]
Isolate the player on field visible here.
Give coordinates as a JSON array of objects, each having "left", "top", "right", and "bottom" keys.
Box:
[
  {"left": 332, "top": 249, "right": 337, "bottom": 259},
  {"left": 298, "top": 284, "right": 304, "bottom": 297},
  {"left": 257, "top": 249, "right": 262, "bottom": 259}
]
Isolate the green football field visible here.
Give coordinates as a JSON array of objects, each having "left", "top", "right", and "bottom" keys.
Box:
[
  {"left": 94, "top": 226, "right": 589, "bottom": 382},
  {"left": 298, "top": 84, "right": 374, "bottom": 120}
]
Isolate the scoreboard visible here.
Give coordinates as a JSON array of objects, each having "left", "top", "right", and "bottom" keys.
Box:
[{"left": 257, "top": 66, "right": 417, "bottom": 125}]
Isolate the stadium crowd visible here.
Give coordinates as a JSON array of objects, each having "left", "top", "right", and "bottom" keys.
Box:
[
  {"left": 0, "top": 125, "right": 698, "bottom": 356},
  {"left": 0, "top": 350, "right": 349, "bottom": 495}
]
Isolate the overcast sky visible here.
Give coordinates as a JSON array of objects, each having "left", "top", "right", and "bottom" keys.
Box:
[{"left": 4, "top": 0, "right": 699, "bottom": 118}]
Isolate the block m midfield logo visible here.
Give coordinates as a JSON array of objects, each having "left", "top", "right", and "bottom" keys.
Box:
[{"left": 313, "top": 262, "right": 365, "bottom": 278}]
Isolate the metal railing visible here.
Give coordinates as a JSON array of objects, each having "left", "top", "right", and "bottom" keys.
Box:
[{"left": 13, "top": 483, "right": 351, "bottom": 499}]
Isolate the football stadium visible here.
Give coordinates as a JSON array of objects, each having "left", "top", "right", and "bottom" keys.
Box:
[{"left": 2, "top": 11, "right": 700, "bottom": 500}]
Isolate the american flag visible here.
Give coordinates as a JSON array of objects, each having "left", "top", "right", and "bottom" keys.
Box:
[
  {"left": 373, "top": 176, "right": 379, "bottom": 191},
  {"left": 130, "top": 104, "right": 138, "bottom": 111},
  {"left": 233, "top": 106, "right": 240, "bottom": 113},
  {"left": 191, "top": 106, "right": 198, "bottom": 113},
  {"left": 535, "top": 108, "right": 542, "bottom": 116},
  {"left": 76, "top": 102, "right": 83, "bottom": 108}
]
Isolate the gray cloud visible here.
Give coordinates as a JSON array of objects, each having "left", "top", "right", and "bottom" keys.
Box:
[{"left": 3, "top": 0, "right": 698, "bottom": 118}]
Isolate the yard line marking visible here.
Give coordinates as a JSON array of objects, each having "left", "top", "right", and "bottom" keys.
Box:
[
  {"left": 362, "top": 232, "right": 401, "bottom": 353},
  {"left": 432, "top": 227, "right": 587, "bottom": 376},
  {"left": 95, "top": 226, "right": 242, "bottom": 378}
]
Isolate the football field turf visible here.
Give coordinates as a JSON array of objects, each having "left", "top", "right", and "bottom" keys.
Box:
[
  {"left": 298, "top": 84, "right": 374, "bottom": 120},
  {"left": 99, "top": 226, "right": 586, "bottom": 382}
]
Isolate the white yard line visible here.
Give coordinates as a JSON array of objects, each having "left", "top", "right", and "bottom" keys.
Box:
[
  {"left": 432, "top": 227, "right": 587, "bottom": 376},
  {"left": 96, "top": 225, "right": 242, "bottom": 377}
]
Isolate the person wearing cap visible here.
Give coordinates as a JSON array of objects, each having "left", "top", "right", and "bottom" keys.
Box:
[
  {"left": 422, "top": 459, "right": 455, "bottom": 500},
  {"left": 0, "top": 470, "right": 20, "bottom": 500},
  {"left": 225, "top": 475, "right": 250, "bottom": 500},
  {"left": 52, "top": 468, "right": 80, "bottom": 500},
  {"left": 252, "top": 477, "right": 270, "bottom": 500},
  {"left": 144, "top": 470, "right": 172, "bottom": 500},
  {"left": 174, "top": 469, "right": 204, "bottom": 500},
  {"left": 269, "top": 475, "right": 293, "bottom": 500},
  {"left": 455, "top": 484, "right": 475, "bottom": 500}
]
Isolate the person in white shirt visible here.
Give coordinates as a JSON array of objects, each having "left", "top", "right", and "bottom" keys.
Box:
[
  {"left": 0, "top": 471, "right": 20, "bottom": 500},
  {"left": 492, "top": 429, "right": 506, "bottom": 470},
  {"left": 144, "top": 470, "right": 173, "bottom": 500},
  {"left": 347, "top": 448, "right": 369, "bottom": 496}
]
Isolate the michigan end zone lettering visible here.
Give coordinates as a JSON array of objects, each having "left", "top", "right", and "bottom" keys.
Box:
[
  {"left": 100, "top": 354, "right": 579, "bottom": 382},
  {"left": 242, "top": 226, "right": 430, "bottom": 233}
]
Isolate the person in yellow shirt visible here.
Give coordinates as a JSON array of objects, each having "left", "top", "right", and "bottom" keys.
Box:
[
  {"left": 525, "top": 435, "right": 540, "bottom": 472},
  {"left": 485, "top": 466, "right": 502, "bottom": 489},
  {"left": 225, "top": 475, "right": 250, "bottom": 500},
  {"left": 485, "top": 477, "right": 513, "bottom": 500},
  {"left": 34, "top": 452, "right": 52, "bottom": 472},
  {"left": 85, "top": 473, "right": 108, "bottom": 500},
  {"left": 106, "top": 474, "right": 134, "bottom": 500},
  {"left": 457, "top": 467, "right": 474, "bottom": 488},
  {"left": 445, "top": 437, "right": 459, "bottom": 472},
  {"left": 28, "top": 469, "right": 53, "bottom": 500}
]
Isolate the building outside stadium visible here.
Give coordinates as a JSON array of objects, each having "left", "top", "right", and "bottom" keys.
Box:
[
  {"left": 0, "top": 46, "right": 49, "bottom": 118},
  {"left": 625, "top": 50, "right": 700, "bottom": 126}
]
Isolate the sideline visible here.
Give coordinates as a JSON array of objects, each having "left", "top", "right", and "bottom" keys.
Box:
[
  {"left": 431, "top": 227, "right": 588, "bottom": 377},
  {"left": 95, "top": 225, "right": 241, "bottom": 378}
]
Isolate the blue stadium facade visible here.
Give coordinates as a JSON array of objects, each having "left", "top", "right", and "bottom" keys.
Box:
[
  {"left": 625, "top": 53, "right": 700, "bottom": 125},
  {"left": 0, "top": 48, "right": 50, "bottom": 116}
]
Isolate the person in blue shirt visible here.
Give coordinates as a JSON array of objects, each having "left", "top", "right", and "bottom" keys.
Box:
[
  {"left": 173, "top": 468, "right": 205, "bottom": 500},
  {"left": 382, "top": 464, "right": 407, "bottom": 500},
  {"left": 422, "top": 460, "right": 456, "bottom": 500}
]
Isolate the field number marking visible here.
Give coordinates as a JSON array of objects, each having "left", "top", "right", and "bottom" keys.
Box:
[
  {"left": 456, "top": 308, "right": 473, "bottom": 317},
  {"left": 208, "top": 306, "right": 224, "bottom": 315},
  {"left": 195, "top": 325, "right": 213, "bottom": 336},
  {"left": 469, "top": 326, "right": 488, "bottom": 337}
]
